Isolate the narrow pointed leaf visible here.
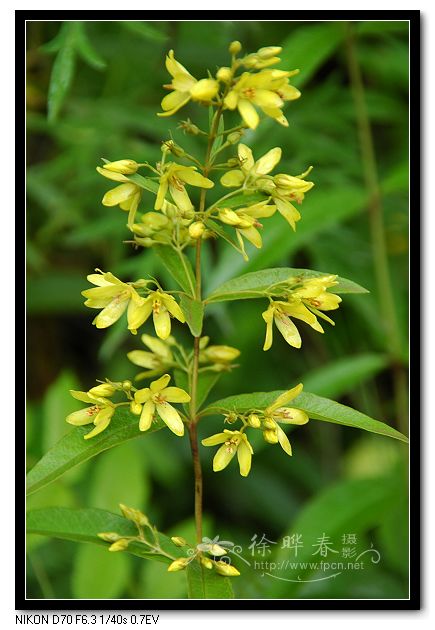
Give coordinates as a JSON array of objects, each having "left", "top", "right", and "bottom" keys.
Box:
[
  {"left": 180, "top": 295, "right": 204, "bottom": 337},
  {"left": 26, "top": 507, "right": 180, "bottom": 563},
  {"left": 153, "top": 246, "right": 196, "bottom": 296},
  {"left": 206, "top": 268, "right": 369, "bottom": 303},
  {"left": 26, "top": 408, "right": 164, "bottom": 495},
  {"left": 201, "top": 391, "right": 408, "bottom": 443}
]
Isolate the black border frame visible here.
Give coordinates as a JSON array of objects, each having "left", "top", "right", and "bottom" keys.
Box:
[{"left": 19, "top": 8, "right": 421, "bottom": 612}]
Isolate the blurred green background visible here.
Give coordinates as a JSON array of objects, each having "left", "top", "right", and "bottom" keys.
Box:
[{"left": 26, "top": 20, "right": 409, "bottom": 600}]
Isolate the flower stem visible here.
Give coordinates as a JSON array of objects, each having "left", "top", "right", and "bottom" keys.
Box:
[
  {"left": 345, "top": 23, "right": 408, "bottom": 435},
  {"left": 188, "top": 104, "right": 225, "bottom": 545}
]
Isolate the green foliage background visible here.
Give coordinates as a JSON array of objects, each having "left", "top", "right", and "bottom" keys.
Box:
[{"left": 26, "top": 19, "right": 409, "bottom": 600}]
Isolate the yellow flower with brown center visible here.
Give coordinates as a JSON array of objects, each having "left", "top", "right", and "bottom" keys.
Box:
[
  {"left": 158, "top": 50, "right": 219, "bottom": 117},
  {"left": 202, "top": 429, "right": 253, "bottom": 477},
  {"left": 223, "top": 69, "right": 300, "bottom": 129},
  {"left": 127, "top": 334, "right": 175, "bottom": 381},
  {"left": 262, "top": 299, "right": 324, "bottom": 351},
  {"left": 220, "top": 143, "right": 282, "bottom": 188},
  {"left": 217, "top": 200, "right": 276, "bottom": 254},
  {"left": 134, "top": 374, "right": 190, "bottom": 436},
  {"left": 261, "top": 384, "right": 309, "bottom": 455},
  {"left": 128, "top": 290, "right": 186, "bottom": 338},
  {"left": 66, "top": 390, "right": 116, "bottom": 440},
  {"left": 155, "top": 162, "right": 214, "bottom": 213}
]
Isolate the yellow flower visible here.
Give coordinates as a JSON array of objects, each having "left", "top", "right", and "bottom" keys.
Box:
[
  {"left": 202, "top": 429, "right": 253, "bottom": 477},
  {"left": 220, "top": 143, "right": 282, "bottom": 188},
  {"left": 261, "top": 384, "right": 309, "bottom": 456},
  {"left": 158, "top": 50, "right": 219, "bottom": 117},
  {"left": 128, "top": 290, "right": 185, "bottom": 339},
  {"left": 155, "top": 162, "right": 214, "bottom": 213},
  {"left": 98, "top": 179, "right": 142, "bottom": 227},
  {"left": 127, "top": 334, "right": 175, "bottom": 380},
  {"left": 66, "top": 390, "right": 115, "bottom": 440},
  {"left": 218, "top": 200, "right": 276, "bottom": 255},
  {"left": 262, "top": 300, "right": 324, "bottom": 351},
  {"left": 134, "top": 374, "right": 190, "bottom": 436},
  {"left": 82, "top": 270, "right": 147, "bottom": 332},
  {"left": 269, "top": 167, "right": 314, "bottom": 230},
  {"left": 223, "top": 69, "right": 300, "bottom": 129},
  {"left": 288, "top": 275, "right": 342, "bottom": 324}
]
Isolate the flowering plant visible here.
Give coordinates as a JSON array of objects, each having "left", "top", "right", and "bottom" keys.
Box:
[{"left": 26, "top": 40, "right": 408, "bottom": 599}]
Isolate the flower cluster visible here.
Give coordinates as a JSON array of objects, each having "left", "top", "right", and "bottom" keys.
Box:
[
  {"left": 202, "top": 384, "right": 309, "bottom": 476},
  {"left": 262, "top": 275, "right": 342, "bottom": 350}
]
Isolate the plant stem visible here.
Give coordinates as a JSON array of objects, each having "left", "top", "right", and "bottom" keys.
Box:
[
  {"left": 188, "top": 105, "right": 225, "bottom": 545},
  {"left": 345, "top": 23, "right": 408, "bottom": 435}
]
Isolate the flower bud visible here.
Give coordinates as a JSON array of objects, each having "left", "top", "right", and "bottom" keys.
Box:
[
  {"left": 171, "top": 536, "right": 188, "bottom": 547},
  {"left": 209, "top": 544, "right": 227, "bottom": 556},
  {"left": 88, "top": 383, "right": 116, "bottom": 397},
  {"left": 257, "top": 46, "right": 282, "bottom": 59},
  {"left": 189, "top": 221, "right": 206, "bottom": 239},
  {"left": 216, "top": 67, "right": 232, "bottom": 83},
  {"left": 203, "top": 345, "right": 240, "bottom": 363},
  {"left": 131, "top": 223, "right": 152, "bottom": 237},
  {"left": 167, "top": 557, "right": 190, "bottom": 572},
  {"left": 247, "top": 414, "right": 261, "bottom": 428},
  {"left": 119, "top": 503, "right": 150, "bottom": 527},
  {"left": 199, "top": 336, "right": 210, "bottom": 349},
  {"left": 103, "top": 160, "right": 138, "bottom": 175},
  {"left": 178, "top": 119, "right": 201, "bottom": 135},
  {"left": 263, "top": 418, "right": 276, "bottom": 430},
  {"left": 227, "top": 131, "right": 243, "bottom": 145},
  {"left": 201, "top": 557, "right": 214, "bottom": 570},
  {"left": 224, "top": 412, "right": 238, "bottom": 424},
  {"left": 98, "top": 532, "right": 122, "bottom": 542},
  {"left": 190, "top": 79, "right": 219, "bottom": 102},
  {"left": 109, "top": 539, "right": 129, "bottom": 552},
  {"left": 122, "top": 380, "right": 132, "bottom": 391},
  {"left": 130, "top": 401, "right": 143, "bottom": 415},
  {"left": 229, "top": 41, "right": 242, "bottom": 55},
  {"left": 218, "top": 208, "right": 242, "bottom": 226},
  {"left": 214, "top": 560, "right": 240, "bottom": 577},
  {"left": 141, "top": 212, "right": 170, "bottom": 230},
  {"left": 263, "top": 429, "right": 278, "bottom": 444},
  {"left": 135, "top": 237, "right": 154, "bottom": 248},
  {"left": 162, "top": 140, "right": 185, "bottom": 157},
  {"left": 227, "top": 157, "right": 240, "bottom": 167}
]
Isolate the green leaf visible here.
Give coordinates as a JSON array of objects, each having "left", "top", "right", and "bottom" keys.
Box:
[
  {"left": 301, "top": 353, "right": 389, "bottom": 399},
  {"left": 180, "top": 295, "right": 204, "bottom": 337},
  {"left": 174, "top": 369, "right": 221, "bottom": 412},
  {"left": 121, "top": 21, "right": 168, "bottom": 42},
  {"left": 74, "top": 22, "right": 106, "bottom": 70},
  {"left": 186, "top": 558, "right": 234, "bottom": 599},
  {"left": 127, "top": 173, "right": 160, "bottom": 195},
  {"left": 207, "top": 267, "right": 368, "bottom": 303},
  {"left": 279, "top": 22, "right": 346, "bottom": 88},
  {"left": 26, "top": 507, "right": 180, "bottom": 563},
  {"left": 26, "top": 407, "right": 164, "bottom": 495},
  {"left": 205, "top": 218, "right": 245, "bottom": 256},
  {"left": 72, "top": 544, "right": 130, "bottom": 599},
  {"left": 211, "top": 114, "right": 225, "bottom": 156},
  {"left": 47, "top": 24, "right": 77, "bottom": 122},
  {"left": 153, "top": 246, "right": 196, "bottom": 296},
  {"left": 201, "top": 390, "right": 408, "bottom": 443}
]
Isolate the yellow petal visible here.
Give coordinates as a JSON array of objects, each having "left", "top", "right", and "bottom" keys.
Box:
[
  {"left": 153, "top": 308, "right": 171, "bottom": 340},
  {"left": 102, "top": 183, "right": 138, "bottom": 207},
  {"left": 96, "top": 167, "right": 129, "bottom": 183},
  {"left": 237, "top": 100, "right": 259, "bottom": 129},
  {"left": 134, "top": 387, "right": 151, "bottom": 404},
  {"left": 127, "top": 350, "right": 159, "bottom": 369},
  {"left": 93, "top": 295, "right": 129, "bottom": 329},
  {"left": 266, "top": 384, "right": 304, "bottom": 413},
  {"left": 275, "top": 407, "right": 309, "bottom": 425},
  {"left": 280, "top": 301, "right": 323, "bottom": 332},
  {"left": 254, "top": 147, "right": 282, "bottom": 176},
  {"left": 66, "top": 407, "right": 98, "bottom": 426},
  {"left": 156, "top": 402, "right": 184, "bottom": 436},
  {"left": 165, "top": 50, "right": 192, "bottom": 79},
  {"left": 237, "top": 437, "right": 253, "bottom": 477},
  {"left": 150, "top": 374, "right": 171, "bottom": 392},
  {"left": 168, "top": 183, "right": 193, "bottom": 213},
  {"left": 213, "top": 443, "right": 237, "bottom": 472},
  {"left": 84, "top": 407, "right": 114, "bottom": 440},
  {"left": 237, "top": 144, "right": 255, "bottom": 172},
  {"left": 274, "top": 312, "right": 301, "bottom": 348},
  {"left": 220, "top": 170, "right": 245, "bottom": 188},
  {"left": 223, "top": 90, "right": 238, "bottom": 110},
  {"left": 127, "top": 297, "right": 153, "bottom": 333},
  {"left": 162, "top": 387, "right": 191, "bottom": 403},
  {"left": 160, "top": 90, "right": 191, "bottom": 114},
  {"left": 262, "top": 306, "right": 275, "bottom": 351},
  {"left": 202, "top": 432, "right": 229, "bottom": 447},
  {"left": 190, "top": 78, "right": 219, "bottom": 101},
  {"left": 177, "top": 168, "right": 214, "bottom": 189},
  {"left": 239, "top": 226, "right": 262, "bottom": 249},
  {"left": 155, "top": 180, "right": 168, "bottom": 210},
  {"left": 139, "top": 400, "right": 155, "bottom": 432},
  {"left": 274, "top": 198, "right": 301, "bottom": 230},
  {"left": 276, "top": 424, "right": 292, "bottom": 456}
]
